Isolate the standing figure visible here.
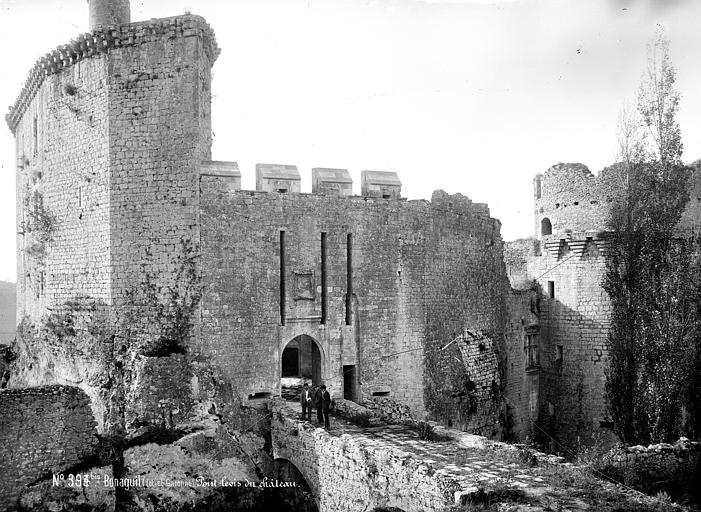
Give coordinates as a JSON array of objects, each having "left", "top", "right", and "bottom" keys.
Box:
[
  {"left": 314, "top": 385, "right": 324, "bottom": 425},
  {"left": 300, "top": 383, "right": 313, "bottom": 421},
  {"left": 320, "top": 384, "right": 331, "bottom": 429}
]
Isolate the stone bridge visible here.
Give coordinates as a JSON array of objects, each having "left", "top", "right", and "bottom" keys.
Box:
[
  {"left": 269, "top": 400, "right": 667, "bottom": 512},
  {"left": 270, "top": 401, "right": 465, "bottom": 512}
]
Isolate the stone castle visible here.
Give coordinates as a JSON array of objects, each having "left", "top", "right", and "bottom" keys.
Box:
[
  {"left": 2, "top": 0, "right": 700, "bottom": 508},
  {"left": 6, "top": 0, "right": 509, "bottom": 437}
]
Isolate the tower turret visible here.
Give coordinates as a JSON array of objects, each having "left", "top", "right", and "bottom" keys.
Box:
[{"left": 88, "top": 0, "right": 130, "bottom": 30}]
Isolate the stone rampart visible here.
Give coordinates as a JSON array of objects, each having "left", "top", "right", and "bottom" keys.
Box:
[
  {"left": 0, "top": 385, "right": 100, "bottom": 510},
  {"left": 198, "top": 180, "right": 508, "bottom": 429}
]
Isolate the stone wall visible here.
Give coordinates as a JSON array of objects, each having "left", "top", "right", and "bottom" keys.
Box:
[
  {"left": 13, "top": 50, "right": 111, "bottom": 323},
  {"left": 0, "top": 385, "right": 100, "bottom": 510},
  {"left": 362, "top": 396, "right": 413, "bottom": 424},
  {"left": 504, "top": 238, "right": 537, "bottom": 290},
  {"left": 533, "top": 163, "right": 626, "bottom": 238},
  {"left": 535, "top": 161, "right": 701, "bottom": 239},
  {"left": 601, "top": 438, "right": 701, "bottom": 493},
  {"left": 529, "top": 162, "right": 701, "bottom": 452},
  {"left": 503, "top": 288, "right": 539, "bottom": 443},
  {"left": 270, "top": 401, "right": 461, "bottom": 512},
  {"left": 199, "top": 182, "right": 508, "bottom": 429},
  {"left": 452, "top": 331, "right": 501, "bottom": 436},
  {"left": 7, "top": 15, "right": 220, "bottom": 434},
  {"left": 106, "top": 15, "right": 217, "bottom": 356},
  {"left": 527, "top": 234, "right": 615, "bottom": 450}
]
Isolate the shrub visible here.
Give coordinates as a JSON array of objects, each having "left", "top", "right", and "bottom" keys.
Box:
[{"left": 417, "top": 421, "right": 435, "bottom": 441}]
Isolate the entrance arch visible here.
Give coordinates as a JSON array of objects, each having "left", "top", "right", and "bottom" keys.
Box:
[{"left": 281, "top": 335, "right": 323, "bottom": 386}]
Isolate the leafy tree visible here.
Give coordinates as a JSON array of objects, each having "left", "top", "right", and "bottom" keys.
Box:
[{"left": 604, "top": 32, "right": 701, "bottom": 444}]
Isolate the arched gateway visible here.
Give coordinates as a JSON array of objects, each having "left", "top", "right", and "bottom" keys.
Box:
[{"left": 281, "top": 335, "right": 323, "bottom": 389}]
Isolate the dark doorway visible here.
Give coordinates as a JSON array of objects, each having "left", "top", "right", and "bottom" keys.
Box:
[
  {"left": 281, "top": 347, "right": 299, "bottom": 377},
  {"left": 343, "top": 364, "right": 357, "bottom": 402},
  {"left": 281, "top": 335, "right": 322, "bottom": 385}
]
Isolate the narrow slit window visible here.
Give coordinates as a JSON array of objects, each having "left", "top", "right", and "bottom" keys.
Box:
[
  {"left": 33, "top": 115, "right": 38, "bottom": 156},
  {"left": 280, "top": 231, "right": 286, "bottom": 325},
  {"left": 320, "top": 232, "right": 327, "bottom": 325},
  {"left": 548, "top": 280, "right": 555, "bottom": 299},
  {"left": 555, "top": 344, "right": 563, "bottom": 361},
  {"left": 346, "top": 233, "right": 353, "bottom": 326}
]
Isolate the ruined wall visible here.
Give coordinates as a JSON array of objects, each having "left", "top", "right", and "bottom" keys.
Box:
[
  {"left": 535, "top": 161, "right": 701, "bottom": 239},
  {"left": 602, "top": 438, "right": 701, "bottom": 493},
  {"left": 199, "top": 182, "right": 506, "bottom": 428},
  {"left": 534, "top": 163, "right": 626, "bottom": 238},
  {"left": 271, "top": 402, "right": 461, "bottom": 512},
  {"left": 422, "top": 192, "right": 508, "bottom": 434},
  {"left": 0, "top": 386, "right": 100, "bottom": 510}
]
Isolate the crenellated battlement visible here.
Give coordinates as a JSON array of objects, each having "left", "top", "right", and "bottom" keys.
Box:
[
  {"left": 5, "top": 14, "right": 220, "bottom": 134},
  {"left": 198, "top": 160, "right": 496, "bottom": 223}
]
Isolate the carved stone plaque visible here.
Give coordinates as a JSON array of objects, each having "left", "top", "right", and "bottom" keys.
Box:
[{"left": 294, "top": 271, "right": 314, "bottom": 300}]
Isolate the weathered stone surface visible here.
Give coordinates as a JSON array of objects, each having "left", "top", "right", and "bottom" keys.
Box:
[
  {"left": 199, "top": 184, "right": 507, "bottom": 429},
  {"left": 0, "top": 385, "right": 100, "bottom": 510},
  {"left": 599, "top": 438, "right": 701, "bottom": 491},
  {"left": 272, "top": 401, "right": 462, "bottom": 512}
]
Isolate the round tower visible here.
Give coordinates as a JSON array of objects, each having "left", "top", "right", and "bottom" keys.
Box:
[{"left": 88, "top": 0, "right": 131, "bottom": 30}]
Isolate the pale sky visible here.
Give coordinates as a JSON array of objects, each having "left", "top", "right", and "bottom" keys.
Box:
[{"left": 1, "top": 0, "right": 700, "bottom": 283}]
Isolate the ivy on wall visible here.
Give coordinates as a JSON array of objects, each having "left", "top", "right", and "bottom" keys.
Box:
[{"left": 123, "top": 236, "right": 203, "bottom": 357}]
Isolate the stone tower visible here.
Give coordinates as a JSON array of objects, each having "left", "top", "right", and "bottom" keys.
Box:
[
  {"left": 88, "top": 0, "right": 131, "bottom": 30},
  {"left": 6, "top": 0, "right": 219, "bottom": 428}
]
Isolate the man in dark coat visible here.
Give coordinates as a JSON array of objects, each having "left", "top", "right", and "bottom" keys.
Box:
[
  {"left": 300, "top": 383, "right": 313, "bottom": 421},
  {"left": 314, "top": 384, "right": 324, "bottom": 425},
  {"left": 320, "top": 384, "right": 331, "bottom": 429}
]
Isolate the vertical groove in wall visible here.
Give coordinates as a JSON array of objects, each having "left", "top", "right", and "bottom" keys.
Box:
[
  {"left": 280, "top": 230, "right": 286, "bottom": 326},
  {"left": 321, "top": 232, "right": 327, "bottom": 324},
  {"left": 346, "top": 233, "right": 353, "bottom": 326}
]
